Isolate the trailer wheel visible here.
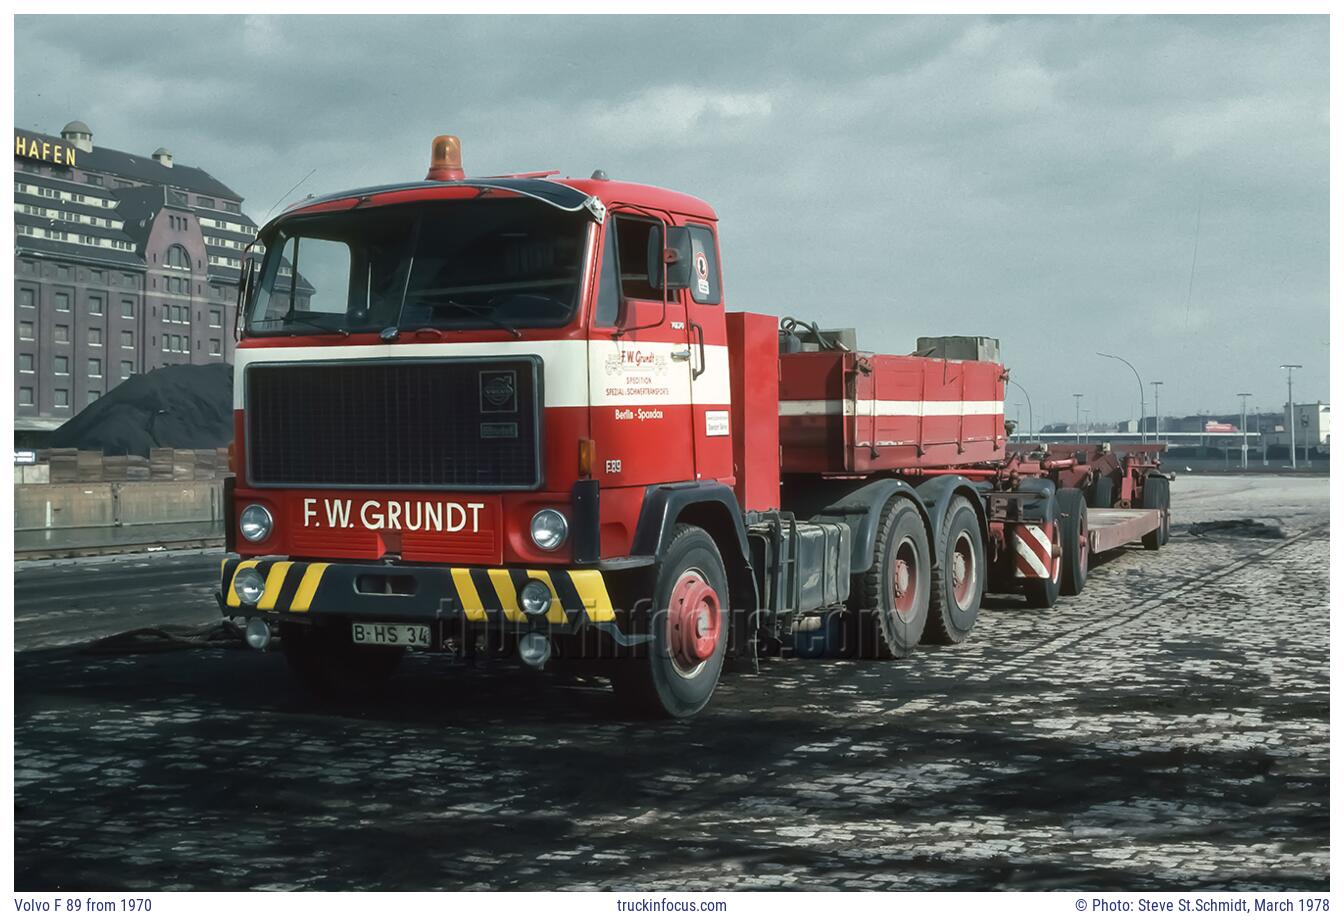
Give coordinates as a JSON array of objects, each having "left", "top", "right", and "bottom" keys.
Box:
[
  {"left": 1058, "top": 488, "right": 1089, "bottom": 597},
  {"left": 612, "top": 524, "right": 729, "bottom": 719},
  {"left": 852, "top": 496, "right": 931, "bottom": 659},
  {"left": 923, "top": 496, "right": 984, "bottom": 645},
  {"left": 1088, "top": 475, "right": 1114, "bottom": 509},
  {"left": 280, "top": 622, "right": 404, "bottom": 700},
  {"left": 1142, "top": 475, "right": 1171, "bottom": 550}
]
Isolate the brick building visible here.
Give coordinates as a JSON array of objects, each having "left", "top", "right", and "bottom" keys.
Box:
[{"left": 14, "top": 120, "right": 259, "bottom": 442}]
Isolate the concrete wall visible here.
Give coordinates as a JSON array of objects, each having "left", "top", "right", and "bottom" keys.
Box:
[{"left": 14, "top": 480, "right": 224, "bottom": 531}]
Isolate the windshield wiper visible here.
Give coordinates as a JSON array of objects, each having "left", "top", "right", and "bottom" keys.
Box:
[{"left": 419, "top": 299, "right": 523, "bottom": 339}]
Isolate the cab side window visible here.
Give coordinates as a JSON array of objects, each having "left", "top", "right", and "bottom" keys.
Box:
[
  {"left": 614, "top": 215, "right": 663, "bottom": 301},
  {"left": 687, "top": 224, "right": 721, "bottom": 305}
]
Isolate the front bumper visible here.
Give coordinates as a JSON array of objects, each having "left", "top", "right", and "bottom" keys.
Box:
[{"left": 218, "top": 555, "right": 630, "bottom": 639}]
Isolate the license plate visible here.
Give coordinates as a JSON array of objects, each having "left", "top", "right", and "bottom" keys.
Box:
[{"left": 352, "top": 622, "right": 431, "bottom": 648}]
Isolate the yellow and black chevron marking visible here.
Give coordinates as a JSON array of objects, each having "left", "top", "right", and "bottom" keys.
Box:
[{"left": 220, "top": 557, "right": 614, "bottom": 626}]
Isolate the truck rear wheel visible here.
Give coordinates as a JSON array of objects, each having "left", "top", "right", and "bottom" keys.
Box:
[
  {"left": 280, "top": 622, "right": 404, "bottom": 700},
  {"left": 1058, "top": 488, "right": 1089, "bottom": 597},
  {"left": 1142, "top": 475, "right": 1171, "bottom": 549},
  {"left": 923, "top": 496, "right": 984, "bottom": 645},
  {"left": 852, "top": 496, "right": 931, "bottom": 659},
  {"left": 612, "top": 524, "right": 729, "bottom": 719}
]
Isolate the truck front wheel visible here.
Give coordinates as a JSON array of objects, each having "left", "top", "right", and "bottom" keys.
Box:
[
  {"left": 613, "top": 524, "right": 730, "bottom": 719},
  {"left": 852, "top": 496, "right": 931, "bottom": 658},
  {"left": 280, "top": 622, "right": 404, "bottom": 700}
]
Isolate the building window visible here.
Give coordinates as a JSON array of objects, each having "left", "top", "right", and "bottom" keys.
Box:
[
  {"left": 87, "top": 358, "right": 102, "bottom": 377},
  {"left": 89, "top": 328, "right": 103, "bottom": 346},
  {"left": 115, "top": 179, "right": 133, "bottom": 189},
  {"left": 224, "top": 201, "right": 240, "bottom": 213},
  {"left": 209, "top": 338, "right": 222, "bottom": 356},
  {"left": 121, "top": 299, "right": 135, "bottom": 318},
  {"left": 166, "top": 244, "right": 191, "bottom": 269},
  {"left": 19, "top": 288, "right": 36, "bottom": 307},
  {"left": 209, "top": 309, "right": 222, "bottom": 327},
  {"left": 85, "top": 174, "right": 103, "bottom": 186},
  {"left": 122, "top": 273, "right": 137, "bottom": 287},
  {"left": 88, "top": 295, "right": 104, "bottom": 315},
  {"left": 54, "top": 389, "right": 69, "bottom": 409},
  {"left": 54, "top": 325, "right": 70, "bottom": 344},
  {"left": 54, "top": 356, "right": 70, "bottom": 375},
  {"left": 18, "top": 387, "right": 34, "bottom": 407},
  {"left": 87, "top": 390, "right": 101, "bottom": 404},
  {"left": 120, "top": 360, "right": 134, "bottom": 378},
  {"left": 20, "top": 260, "right": 36, "bottom": 274},
  {"left": 18, "top": 321, "right": 34, "bottom": 340},
  {"left": 56, "top": 265, "right": 71, "bottom": 280},
  {"left": 121, "top": 331, "right": 135, "bottom": 348},
  {"left": 90, "top": 270, "right": 104, "bottom": 283},
  {"left": 55, "top": 292, "right": 71, "bottom": 311},
  {"left": 198, "top": 196, "right": 216, "bottom": 209},
  {"left": 18, "top": 354, "right": 34, "bottom": 373}
]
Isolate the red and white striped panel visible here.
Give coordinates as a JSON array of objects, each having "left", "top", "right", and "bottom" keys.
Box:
[{"left": 1013, "top": 522, "right": 1058, "bottom": 581}]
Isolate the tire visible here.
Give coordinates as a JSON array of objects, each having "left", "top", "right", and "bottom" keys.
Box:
[
  {"left": 281, "top": 622, "right": 404, "bottom": 700},
  {"left": 1058, "top": 488, "right": 1089, "bottom": 597},
  {"left": 1142, "top": 475, "right": 1171, "bottom": 550},
  {"left": 851, "top": 496, "right": 932, "bottom": 658},
  {"left": 923, "top": 496, "right": 985, "bottom": 645},
  {"left": 1021, "top": 510, "right": 1063, "bottom": 609},
  {"left": 611, "top": 525, "right": 730, "bottom": 719},
  {"left": 1088, "top": 475, "right": 1114, "bottom": 509}
]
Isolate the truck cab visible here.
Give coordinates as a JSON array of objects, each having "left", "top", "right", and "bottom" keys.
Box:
[{"left": 222, "top": 138, "right": 747, "bottom": 716}]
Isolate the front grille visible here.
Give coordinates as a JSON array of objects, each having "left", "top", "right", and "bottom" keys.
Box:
[{"left": 246, "top": 358, "right": 542, "bottom": 489}]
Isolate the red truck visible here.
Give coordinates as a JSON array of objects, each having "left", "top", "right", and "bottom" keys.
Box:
[{"left": 218, "top": 136, "right": 1171, "bottom": 718}]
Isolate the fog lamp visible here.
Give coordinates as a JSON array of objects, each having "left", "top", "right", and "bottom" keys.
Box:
[
  {"left": 518, "top": 632, "right": 552, "bottom": 668},
  {"left": 245, "top": 617, "right": 272, "bottom": 650},
  {"left": 519, "top": 579, "right": 553, "bottom": 616},
  {"left": 234, "top": 568, "right": 265, "bottom": 606}
]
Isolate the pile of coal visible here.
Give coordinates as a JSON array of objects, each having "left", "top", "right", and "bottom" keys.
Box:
[{"left": 51, "top": 363, "right": 234, "bottom": 456}]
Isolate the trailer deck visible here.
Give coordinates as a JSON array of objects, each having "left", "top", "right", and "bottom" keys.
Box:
[{"left": 1088, "top": 508, "right": 1164, "bottom": 553}]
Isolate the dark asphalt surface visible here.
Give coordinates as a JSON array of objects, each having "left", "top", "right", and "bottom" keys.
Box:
[{"left": 14, "top": 480, "right": 1330, "bottom": 892}]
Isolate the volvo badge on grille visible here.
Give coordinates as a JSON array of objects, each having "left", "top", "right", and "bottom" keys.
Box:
[{"left": 480, "top": 370, "right": 517, "bottom": 413}]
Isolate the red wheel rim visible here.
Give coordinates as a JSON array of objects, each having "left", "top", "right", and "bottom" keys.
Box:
[
  {"left": 667, "top": 568, "right": 721, "bottom": 676},
  {"left": 891, "top": 536, "right": 920, "bottom": 619},
  {"left": 951, "top": 530, "right": 977, "bottom": 610}
]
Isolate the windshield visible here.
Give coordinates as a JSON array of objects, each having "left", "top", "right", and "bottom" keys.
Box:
[{"left": 246, "top": 198, "right": 590, "bottom": 336}]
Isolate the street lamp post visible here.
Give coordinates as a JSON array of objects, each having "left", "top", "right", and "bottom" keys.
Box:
[
  {"left": 1150, "top": 381, "right": 1163, "bottom": 440},
  {"left": 1073, "top": 393, "right": 1084, "bottom": 444},
  {"left": 1236, "top": 392, "right": 1252, "bottom": 470},
  {"left": 1008, "top": 379, "right": 1034, "bottom": 443},
  {"left": 1281, "top": 364, "right": 1302, "bottom": 469},
  {"left": 1098, "top": 352, "right": 1146, "bottom": 442}
]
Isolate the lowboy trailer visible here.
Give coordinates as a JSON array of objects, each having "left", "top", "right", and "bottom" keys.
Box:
[{"left": 218, "top": 135, "right": 1171, "bottom": 718}]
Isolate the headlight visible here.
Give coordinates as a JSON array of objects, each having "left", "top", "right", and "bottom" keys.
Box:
[
  {"left": 530, "top": 509, "right": 568, "bottom": 551},
  {"left": 234, "top": 568, "right": 265, "bottom": 605},
  {"left": 239, "top": 504, "right": 273, "bottom": 543}
]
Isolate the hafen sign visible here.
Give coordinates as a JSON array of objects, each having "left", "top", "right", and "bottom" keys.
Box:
[{"left": 14, "top": 131, "right": 77, "bottom": 167}]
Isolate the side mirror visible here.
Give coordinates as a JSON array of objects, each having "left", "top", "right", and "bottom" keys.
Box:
[{"left": 645, "top": 225, "right": 693, "bottom": 292}]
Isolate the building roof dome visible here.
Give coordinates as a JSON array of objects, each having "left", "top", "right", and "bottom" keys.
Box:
[
  {"left": 62, "top": 120, "right": 92, "bottom": 135},
  {"left": 153, "top": 147, "right": 171, "bottom": 156}
]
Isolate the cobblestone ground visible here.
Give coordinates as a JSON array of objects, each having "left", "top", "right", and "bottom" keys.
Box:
[{"left": 14, "top": 484, "right": 1329, "bottom": 891}]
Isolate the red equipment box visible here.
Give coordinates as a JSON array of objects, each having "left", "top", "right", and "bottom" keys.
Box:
[{"left": 779, "top": 350, "right": 1006, "bottom": 473}]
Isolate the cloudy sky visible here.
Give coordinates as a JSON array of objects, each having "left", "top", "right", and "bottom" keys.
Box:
[{"left": 15, "top": 15, "right": 1329, "bottom": 426}]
